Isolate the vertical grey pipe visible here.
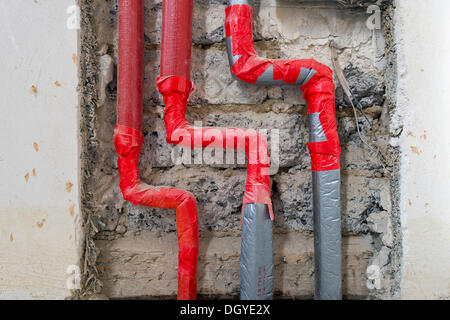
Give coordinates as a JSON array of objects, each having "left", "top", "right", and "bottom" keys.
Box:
[
  {"left": 240, "top": 203, "right": 273, "bottom": 300},
  {"left": 309, "top": 114, "right": 342, "bottom": 300}
]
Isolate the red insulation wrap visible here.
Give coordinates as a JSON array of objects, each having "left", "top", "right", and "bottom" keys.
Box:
[
  {"left": 157, "top": 76, "right": 273, "bottom": 220},
  {"left": 159, "top": 0, "right": 273, "bottom": 220},
  {"left": 303, "top": 78, "right": 341, "bottom": 171},
  {"left": 117, "top": 0, "right": 143, "bottom": 131},
  {"left": 116, "top": 0, "right": 198, "bottom": 300},
  {"left": 225, "top": 3, "right": 340, "bottom": 171}
]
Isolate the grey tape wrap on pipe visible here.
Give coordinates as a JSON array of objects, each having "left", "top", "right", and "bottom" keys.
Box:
[
  {"left": 240, "top": 203, "right": 274, "bottom": 300},
  {"left": 225, "top": 35, "right": 317, "bottom": 86},
  {"left": 312, "top": 169, "right": 342, "bottom": 300}
]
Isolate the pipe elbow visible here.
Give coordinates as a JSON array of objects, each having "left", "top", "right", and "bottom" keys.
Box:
[
  {"left": 180, "top": 190, "right": 197, "bottom": 208},
  {"left": 113, "top": 124, "right": 145, "bottom": 204},
  {"left": 225, "top": 2, "right": 334, "bottom": 87}
]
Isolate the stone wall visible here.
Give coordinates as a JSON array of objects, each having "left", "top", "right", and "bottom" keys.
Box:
[{"left": 81, "top": 0, "right": 398, "bottom": 299}]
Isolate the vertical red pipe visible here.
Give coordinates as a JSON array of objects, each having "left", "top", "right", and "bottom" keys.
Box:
[
  {"left": 160, "top": 0, "right": 193, "bottom": 78},
  {"left": 118, "top": 0, "right": 143, "bottom": 131}
]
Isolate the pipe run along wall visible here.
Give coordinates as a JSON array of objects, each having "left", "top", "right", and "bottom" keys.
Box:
[
  {"left": 114, "top": 0, "right": 199, "bottom": 300},
  {"left": 157, "top": 0, "right": 274, "bottom": 300},
  {"left": 225, "top": 0, "right": 342, "bottom": 300}
]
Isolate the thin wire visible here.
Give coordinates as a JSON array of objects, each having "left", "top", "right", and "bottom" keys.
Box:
[{"left": 329, "top": 41, "right": 387, "bottom": 169}]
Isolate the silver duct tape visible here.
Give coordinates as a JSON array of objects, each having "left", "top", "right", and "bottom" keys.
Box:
[
  {"left": 308, "top": 112, "right": 327, "bottom": 142},
  {"left": 240, "top": 203, "right": 274, "bottom": 300},
  {"left": 312, "top": 169, "right": 342, "bottom": 300}
]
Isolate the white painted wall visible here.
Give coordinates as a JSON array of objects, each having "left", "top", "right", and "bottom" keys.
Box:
[
  {"left": 0, "top": 0, "right": 82, "bottom": 299},
  {"left": 395, "top": 0, "right": 450, "bottom": 299}
]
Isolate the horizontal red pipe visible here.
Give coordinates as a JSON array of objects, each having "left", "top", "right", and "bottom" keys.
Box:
[{"left": 116, "top": 0, "right": 199, "bottom": 300}]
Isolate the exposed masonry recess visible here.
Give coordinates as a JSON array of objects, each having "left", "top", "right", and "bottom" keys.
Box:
[{"left": 79, "top": 0, "right": 400, "bottom": 300}]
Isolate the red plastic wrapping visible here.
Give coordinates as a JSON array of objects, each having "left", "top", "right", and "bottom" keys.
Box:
[
  {"left": 113, "top": 125, "right": 199, "bottom": 300},
  {"left": 117, "top": 0, "right": 198, "bottom": 300},
  {"left": 303, "top": 78, "right": 341, "bottom": 171},
  {"left": 157, "top": 75, "right": 273, "bottom": 220},
  {"left": 225, "top": 3, "right": 340, "bottom": 172}
]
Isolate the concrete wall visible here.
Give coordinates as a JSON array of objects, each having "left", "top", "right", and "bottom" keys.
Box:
[
  {"left": 394, "top": 0, "right": 450, "bottom": 300},
  {"left": 0, "top": 0, "right": 82, "bottom": 299}
]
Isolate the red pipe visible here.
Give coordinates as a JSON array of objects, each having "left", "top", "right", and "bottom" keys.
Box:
[
  {"left": 225, "top": 1, "right": 342, "bottom": 299},
  {"left": 157, "top": 0, "right": 273, "bottom": 220},
  {"left": 225, "top": 3, "right": 340, "bottom": 170},
  {"left": 160, "top": 0, "right": 193, "bottom": 79},
  {"left": 115, "top": 0, "right": 199, "bottom": 300}
]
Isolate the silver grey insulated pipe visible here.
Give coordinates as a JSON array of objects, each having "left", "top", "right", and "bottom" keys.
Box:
[{"left": 224, "top": 0, "right": 342, "bottom": 299}]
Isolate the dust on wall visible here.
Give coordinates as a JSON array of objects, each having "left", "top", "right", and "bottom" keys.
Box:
[{"left": 78, "top": 0, "right": 400, "bottom": 299}]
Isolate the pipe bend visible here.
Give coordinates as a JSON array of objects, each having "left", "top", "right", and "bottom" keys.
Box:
[
  {"left": 225, "top": 0, "right": 340, "bottom": 172},
  {"left": 113, "top": 124, "right": 199, "bottom": 300},
  {"left": 225, "top": 1, "right": 333, "bottom": 88}
]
